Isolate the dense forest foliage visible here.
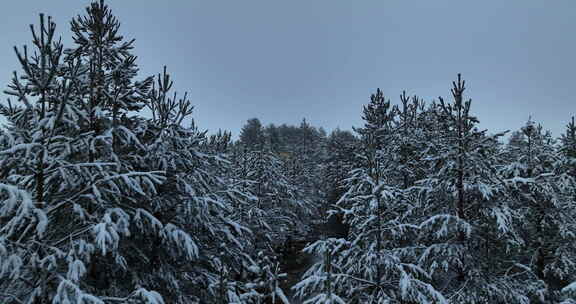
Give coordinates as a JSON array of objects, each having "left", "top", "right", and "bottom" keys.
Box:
[{"left": 1, "top": 1, "right": 576, "bottom": 303}]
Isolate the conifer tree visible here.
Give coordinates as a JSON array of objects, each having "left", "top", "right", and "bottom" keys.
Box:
[
  {"left": 0, "top": 5, "right": 168, "bottom": 302},
  {"left": 321, "top": 129, "right": 357, "bottom": 239},
  {"left": 414, "top": 75, "right": 528, "bottom": 302},
  {"left": 502, "top": 119, "right": 576, "bottom": 302},
  {"left": 239, "top": 118, "right": 266, "bottom": 150},
  {"left": 560, "top": 117, "right": 576, "bottom": 159},
  {"left": 296, "top": 89, "right": 445, "bottom": 303},
  {"left": 0, "top": 3, "right": 256, "bottom": 303},
  {"left": 394, "top": 91, "right": 426, "bottom": 188}
]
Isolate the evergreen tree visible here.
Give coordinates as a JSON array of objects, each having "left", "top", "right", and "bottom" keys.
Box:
[
  {"left": 0, "top": 6, "right": 167, "bottom": 303},
  {"left": 321, "top": 129, "right": 357, "bottom": 239},
  {"left": 135, "top": 67, "right": 260, "bottom": 303},
  {"left": 414, "top": 75, "right": 526, "bottom": 302},
  {"left": 501, "top": 119, "right": 576, "bottom": 302},
  {"left": 560, "top": 117, "right": 576, "bottom": 159},
  {"left": 239, "top": 118, "right": 265, "bottom": 150},
  {"left": 264, "top": 123, "right": 282, "bottom": 152},
  {"left": 0, "top": 3, "right": 264, "bottom": 303},
  {"left": 296, "top": 89, "right": 445, "bottom": 303}
]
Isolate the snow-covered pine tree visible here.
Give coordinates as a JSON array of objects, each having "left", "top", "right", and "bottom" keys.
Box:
[
  {"left": 501, "top": 119, "right": 576, "bottom": 302},
  {"left": 228, "top": 137, "right": 314, "bottom": 302},
  {"left": 0, "top": 5, "right": 170, "bottom": 303},
  {"left": 295, "top": 119, "right": 323, "bottom": 174},
  {"left": 323, "top": 129, "right": 357, "bottom": 182},
  {"left": 65, "top": 0, "right": 155, "bottom": 161},
  {"left": 286, "top": 119, "right": 326, "bottom": 229},
  {"left": 0, "top": 2, "right": 259, "bottom": 303},
  {"left": 394, "top": 91, "right": 427, "bottom": 189},
  {"left": 413, "top": 75, "right": 528, "bottom": 303},
  {"left": 205, "top": 129, "right": 233, "bottom": 154},
  {"left": 294, "top": 130, "right": 358, "bottom": 303},
  {"left": 321, "top": 129, "right": 357, "bottom": 239},
  {"left": 243, "top": 147, "right": 311, "bottom": 249},
  {"left": 292, "top": 237, "right": 348, "bottom": 304},
  {"left": 295, "top": 88, "right": 445, "bottom": 303},
  {"left": 117, "top": 66, "right": 259, "bottom": 303}
]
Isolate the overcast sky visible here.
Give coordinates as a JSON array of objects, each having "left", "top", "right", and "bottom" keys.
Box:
[{"left": 1, "top": 1, "right": 575, "bottom": 138}]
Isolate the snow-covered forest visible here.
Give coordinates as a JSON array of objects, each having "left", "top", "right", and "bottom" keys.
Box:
[{"left": 1, "top": 1, "right": 576, "bottom": 303}]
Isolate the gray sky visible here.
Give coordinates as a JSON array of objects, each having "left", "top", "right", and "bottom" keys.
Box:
[{"left": 1, "top": 1, "right": 575, "bottom": 138}]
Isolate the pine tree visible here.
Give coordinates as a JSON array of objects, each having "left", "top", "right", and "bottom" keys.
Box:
[
  {"left": 238, "top": 147, "right": 312, "bottom": 247},
  {"left": 321, "top": 129, "right": 357, "bottom": 239},
  {"left": 265, "top": 123, "right": 282, "bottom": 152},
  {"left": 295, "top": 89, "right": 445, "bottom": 303},
  {"left": 394, "top": 91, "right": 426, "bottom": 189},
  {"left": 414, "top": 75, "right": 527, "bottom": 302},
  {"left": 228, "top": 140, "right": 315, "bottom": 302},
  {"left": 0, "top": 3, "right": 258, "bottom": 303},
  {"left": 560, "top": 117, "right": 576, "bottom": 159},
  {"left": 0, "top": 5, "right": 168, "bottom": 303},
  {"left": 130, "top": 66, "right": 256, "bottom": 303},
  {"left": 502, "top": 119, "right": 576, "bottom": 302},
  {"left": 239, "top": 118, "right": 266, "bottom": 150}
]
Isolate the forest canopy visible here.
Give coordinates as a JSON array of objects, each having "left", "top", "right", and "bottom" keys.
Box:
[{"left": 1, "top": 1, "right": 576, "bottom": 304}]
